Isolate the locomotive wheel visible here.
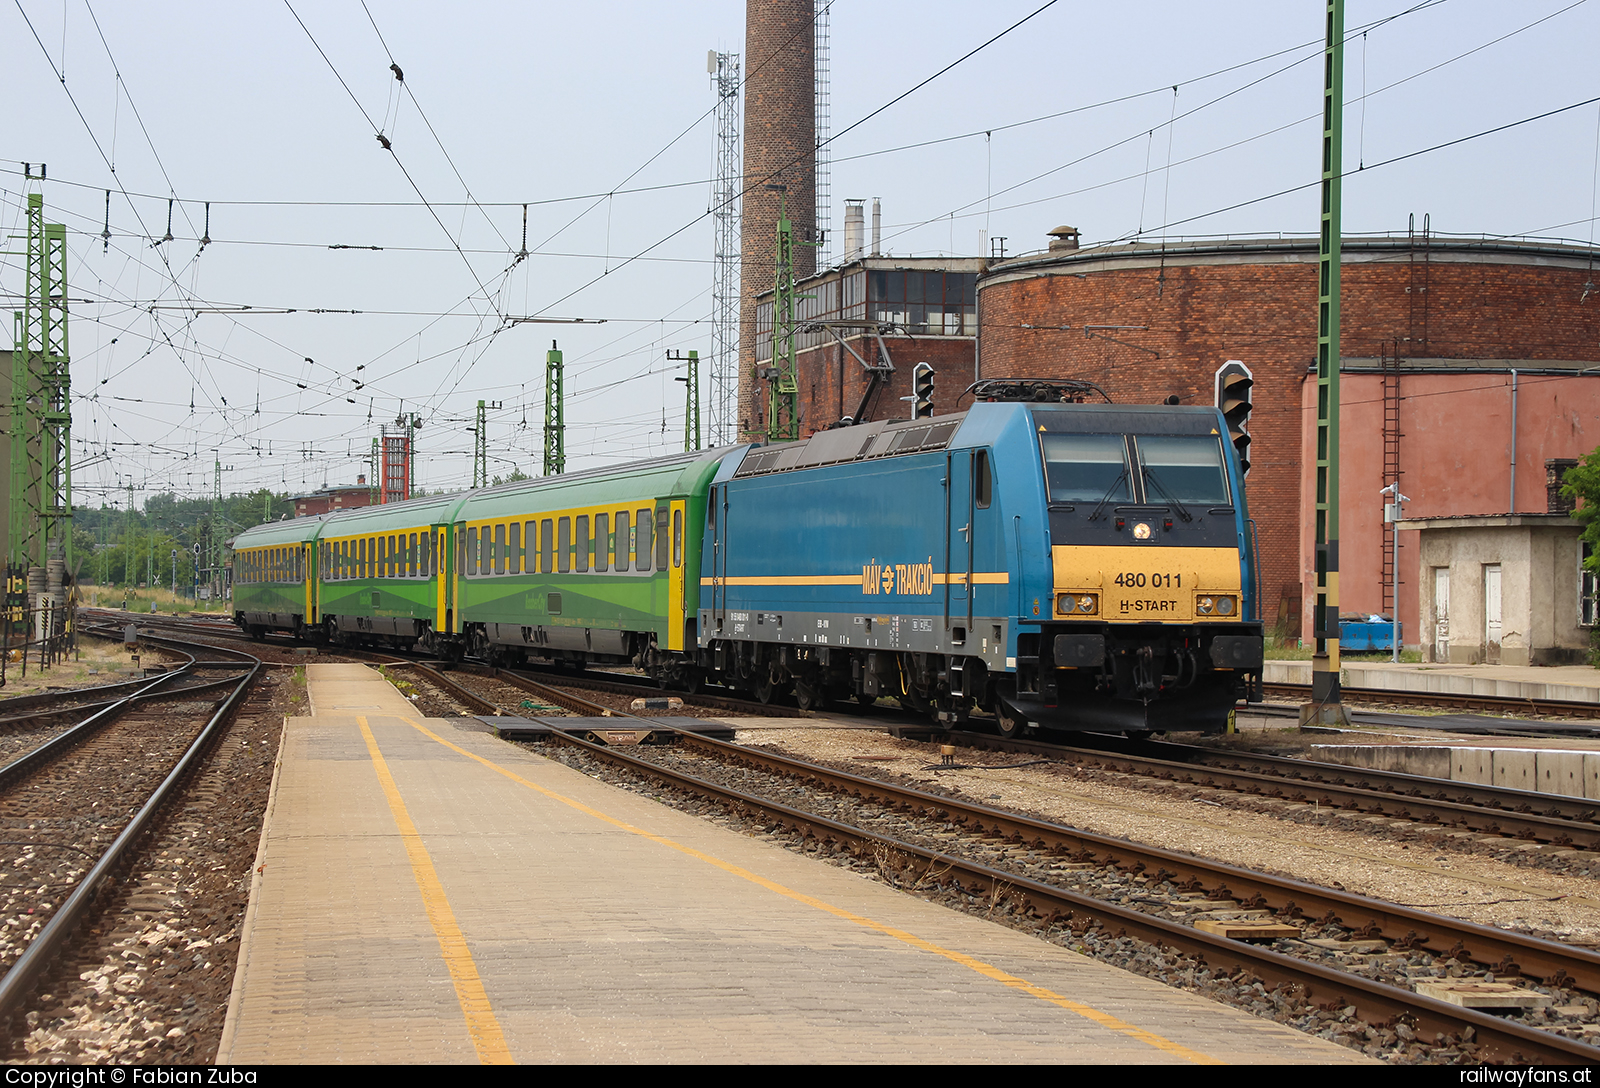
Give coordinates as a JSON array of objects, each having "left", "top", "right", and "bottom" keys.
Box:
[
  {"left": 754, "top": 675, "right": 777, "bottom": 705},
  {"left": 794, "top": 680, "right": 824, "bottom": 711},
  {"left": 995, "top": 697, "right": 1029, "bottom": 739}
]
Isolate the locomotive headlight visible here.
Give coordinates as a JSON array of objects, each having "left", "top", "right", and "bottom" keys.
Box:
[
  {"left": 1197, "top": 596, "right": 1215, "bottom": 615},
  {"left": 1057, "top": 593, "right": 1099, "bottom": 616},
  {"left": 1217, "top": 595, "right": 1236, "bottom": 616}
]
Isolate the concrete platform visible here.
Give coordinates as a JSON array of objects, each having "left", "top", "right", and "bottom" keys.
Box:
[
  {"left": 216, "top": 664, "right": 1367, "bottom": 1065},
  {"left": 1266, "top": 659, "right": 1600, "bottom": 705}
]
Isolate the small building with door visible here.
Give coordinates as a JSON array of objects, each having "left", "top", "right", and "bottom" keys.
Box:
[{"left": 1396, "top": 513, "right": 1592, "bottom": 665}]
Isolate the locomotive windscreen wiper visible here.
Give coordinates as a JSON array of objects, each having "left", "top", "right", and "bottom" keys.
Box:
[
  {"left": 1085, "top": 469, "right": 1129, "bottom": 522},
  {"left": 1140, "top": 467, "right": 1194, "bottom": 521}
]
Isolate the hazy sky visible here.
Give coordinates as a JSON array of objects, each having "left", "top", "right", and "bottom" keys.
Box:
[{"left": 3, "top": 0, "right": 1597, "bottom": 512}]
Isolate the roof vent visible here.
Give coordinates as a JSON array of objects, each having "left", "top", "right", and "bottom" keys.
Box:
[{"left": 1047, "top": 225, "right": 1080, "bottom": 252}]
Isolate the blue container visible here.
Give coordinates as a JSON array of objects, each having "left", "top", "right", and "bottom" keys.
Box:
[{"left": 1340, "top": 620, "right": 1400, "bottom": 652}]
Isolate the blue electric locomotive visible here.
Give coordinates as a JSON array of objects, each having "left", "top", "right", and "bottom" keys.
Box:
[{"left": 697, "top": 394, "right": 1263, "bottom": 735}]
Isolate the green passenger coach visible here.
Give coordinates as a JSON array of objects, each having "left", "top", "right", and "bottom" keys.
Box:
[{"left": 232, "top": 447, "right": 734, "bottom": 686}]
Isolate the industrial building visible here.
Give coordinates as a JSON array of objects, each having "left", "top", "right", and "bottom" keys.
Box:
[{"left": 737, "top": 0, "right": 1600, "bottom": 658}]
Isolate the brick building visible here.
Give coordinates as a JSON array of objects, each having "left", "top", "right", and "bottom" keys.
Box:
[
  {"left": 749, "top": 256, "right": 982, "bottom": 435},
  {"left": 290, "top": 477, "right": 376, "bottom": 519},
  {"left": 975, "top": 231, "right": 1600, "bottom": 643}
]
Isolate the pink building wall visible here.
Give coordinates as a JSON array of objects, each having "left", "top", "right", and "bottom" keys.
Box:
[{"left": 1299, "top": 370, "right": 1600, "bottom": 647}]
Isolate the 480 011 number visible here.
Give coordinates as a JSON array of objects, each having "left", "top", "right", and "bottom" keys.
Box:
[{"left": 1113, "top": 572, "right": 1181, "bottom": 588}]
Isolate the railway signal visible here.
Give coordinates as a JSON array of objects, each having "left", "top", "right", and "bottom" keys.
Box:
[
  {"left": 912, "top": 362, "right": 934, "bottom": 419},
  {"left": 1213, "top": 360, "right": 1253, "bottom": 475}
]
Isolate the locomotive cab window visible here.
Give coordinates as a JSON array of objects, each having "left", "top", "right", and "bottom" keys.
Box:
[
  {"left": 1040, "top": 434, "right": 1132, "bottom": 504},
  {"left": 975, "top": 450, "right": 993, "bottom": 509},
  {"left": 1134, "top": 435, "right": 1230, "bottom": 506}
]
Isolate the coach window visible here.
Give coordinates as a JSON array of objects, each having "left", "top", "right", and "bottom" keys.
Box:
[
  {"left": 555, "top": 518, "right": 569, "bottom": 573},
  {"left": 466, "top": 527, "right": 478, "bottom": 576},
  {"left": 593, "top": 513, "right": 609, "bottom": 572},
  {"left": 672, "top": 509, "right": 683, "bottom": 569},
  {"left": 508, "top": 523, "right": 521, "bottom": 574},
  {"left": 573, "top": 516, "right": 589, "bottom": 573},
  {"left": 523, "top": 521, "right": 537, "bottom": 573},
  {"left": 614, "top": 511, "right": 630, "bottom": 570},
  {"left": 655, "top": 507, "right": 670, "bottom": 571},
  {"left": 494, "top": 524, "right": 506, "bottom": 575},
  {"left": 636, "top": 508, "right": 652, "bottom": 571},
  {"left": 540, "top": 519, "right": 553, "bottom": 573}
]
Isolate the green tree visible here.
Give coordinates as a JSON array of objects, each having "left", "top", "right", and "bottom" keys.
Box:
[{"left": 1563, "top": 451, "right": 1600, "bottom": 571}]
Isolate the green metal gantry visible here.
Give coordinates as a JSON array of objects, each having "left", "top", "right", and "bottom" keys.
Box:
[
  {"left": 474, "top": 400, "right": 489, "bottom": 488},
  {"left": 543, "top": 341, "right": 565, "bottom": 476},
  {"left": 10, "top": 190, "right": 72, "bottom": 571},
  {"left": 669, "top": 349, "right": 701, "bottom": 452},
  {"left": 1307, "top": 0, "right": 1349, "bottom": 726},
  {"left": 765, "top": 193, "right": 802, "bottom": 443}
]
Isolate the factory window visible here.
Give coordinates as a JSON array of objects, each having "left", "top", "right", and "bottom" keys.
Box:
[
  {"left": 655, "top": 507, "right": 670, "bottom": 571},
  {"left": 867, "top": 270, "right": 977, "bottom": 336},
  {"left": 573, "top": 516, "right": 589, "bottom": 573},
  {"left": 508, "top": 523, "right": 521, "bottom": 574},
  {"left": 636, "top": 508, "right": 652, "bottom": 571},
  {"left": 494, "top": 524, "right": 506, "bottom": 575},
  {"left": 594, "top": 514, "right": 609, "bottom": 572},
  {"left": 1134, "top": 435, "right": 1230, "bottom": 506},
  {"left": 558, "top": 518, "right": 570, "bottom": 573},
  {"left": 615, "top": 511, "right": 630, "bottom": 570},
  {"left": 541, "top": 519, "right": 554, "bottom": 572}
]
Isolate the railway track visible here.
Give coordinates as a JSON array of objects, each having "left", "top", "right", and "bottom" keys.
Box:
[
  {"left": 383, "top": 664, "right": 1600, "bottom": 1063},
  {"left": 0, "top": 628, "right": 262, "bottom": 1039},
  {"left": 922, "top": 730, "right": 1600, "bottom": 852},
  {"left": 1264, "top": 682, "right": 1600, "bottom": 723}
]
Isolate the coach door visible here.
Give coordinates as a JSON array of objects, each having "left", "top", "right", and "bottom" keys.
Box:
[
  {"left": 304, "top": 543, "right": 318, "bottom": 623},
  {"left": 432, "top": 523, "right": 450, "bottom": 634},
  {"left": 666, "top": 499, "right": 687, "bottom": 651},
  {"left": 449, "top": 521, "right": 466, "bottom": 633},
  {"left": 944, "top": 450, "right": 976, "bottom": 641}
]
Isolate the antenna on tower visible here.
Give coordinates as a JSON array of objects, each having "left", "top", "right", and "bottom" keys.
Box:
[{"left": 814, "top": 0, "right": 832, "bottom": 270}]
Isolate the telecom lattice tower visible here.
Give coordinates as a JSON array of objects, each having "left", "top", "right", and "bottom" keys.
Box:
[
  {"left": 813, "top": 0, "right": 832, "bottom": 270},
  {"left": 10, "top": 191, "right": 72, "bottom": 572},
  {"left": 709, "top": 51, "right": 742, "bottom": 448},
  {"left": 543, "top": 342, "right": 565, "bottom": 476}
]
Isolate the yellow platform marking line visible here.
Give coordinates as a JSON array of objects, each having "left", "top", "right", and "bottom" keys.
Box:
[
  {"left": 357, "top": 716, "right": 515, "bottom": 1066},
  {"left": 398, "top": 716, "right": 1222, "bottom": 1065}
]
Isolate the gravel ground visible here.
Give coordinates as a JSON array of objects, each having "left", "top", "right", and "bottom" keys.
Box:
[
  {"left": 3, "top": 669, "right": 291, "bottom": 1064},
  {"left": 742, "top": 727, "right": 1600, "bottom": 945}
]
